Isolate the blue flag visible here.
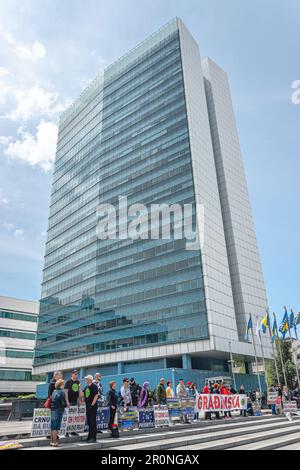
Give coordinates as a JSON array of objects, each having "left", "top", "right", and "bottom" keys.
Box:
[
  {"left": 279, "top": 308, "right": 289, "bottom": 339},
  {"left": 271, "top": 315, "right": 278, "bottom": 343},
  {"left": 290, "top": 309, "right": 298, "bottom": 339},
  {"left": 245, "top": 315, "right": 253, "bottom": 342}
]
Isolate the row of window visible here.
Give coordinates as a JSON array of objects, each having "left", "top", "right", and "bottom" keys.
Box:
[
  {"left": 34, "top": 324, "right": 208, "bottom": 365},
  {"left": 0, "top": 349, "right": 33, "bottom": 359},
  {"left": 0, "top": 369, "right": 44, "bottom": 381},
  {"left": 0, "top": 310, "right": 37, "bottom": 323},
  {"left": 0, "top": 329, "right": 36, "bottom": 340}
]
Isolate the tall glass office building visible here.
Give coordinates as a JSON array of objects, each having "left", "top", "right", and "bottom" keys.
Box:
[{"left": 33, "top": 18, "right": 271, "bottom": 387}]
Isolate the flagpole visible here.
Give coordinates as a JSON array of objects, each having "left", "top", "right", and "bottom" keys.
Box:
[
  {"left": 288, "top": 308, "right": 300, "bottom": 387},
  {"left": 250, "top": 314, "right": 262, "bottom": 395},
  {"left": 275, "top": 310, "right": 288, "bottom": 388},
  {"left": 228, "top": 341, "right": 237, "bottom": 391},
  {"left": 256, "top": 315, "right": 269, "bottom": 392},
  {"left": 267, "top": 310, "right": 280, "bottom": 387}
]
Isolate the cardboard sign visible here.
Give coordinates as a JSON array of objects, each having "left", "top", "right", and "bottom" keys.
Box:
[
  {"left": 153, "top": 405, "right": 170, "bottom": 427},
  {"left": 118, "top": 407, "right": 138, "bottom": 429},
  {"left": 195, "top": 394, "right": 247, "bottom": 413},
  {"left": 167, "top": 398, "right": 181, "bottom": 422},
  {"left": 138, "top": 408, "right": 155, "bottom": 429},
  {"left": 31, "top": 406, "right": 85, "bottom": 437},
  {"left": 283, "top": 401, "right": 298, "bottom": 413},
  {"left": 267, "top": 392, "right": 278, "bottom": 405}
]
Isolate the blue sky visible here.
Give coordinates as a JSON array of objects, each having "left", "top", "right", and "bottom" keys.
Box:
[{"left": 0, "top": 0, "right": 299, "bottom": 318}]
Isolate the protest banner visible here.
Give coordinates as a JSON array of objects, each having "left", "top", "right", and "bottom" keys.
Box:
[
  {"left": 252, "top": 400, "right": 263, "bottom": 416},
  {"left": 283, "top": 401, "right": 298, "bottom": 413},
  {"left": 180, "top": 397, "right": 195, "bottom": 421},
  {"left": 96, "top": 407, "right": 110, "bottom": 431},
  {"left": 31, "top": 408, "right": 51, "bottom": 437},
  {"left": 65, "top": 405, "right": 86, "bottom": 434},
  {"left": 31, "top": 407, "right": 85, "bottom": 437},
  {"left": 118, "top": 407, "right": 138, "bottom": 430},
  {"left": 138, "top": 408, "right": 155, "bottom": 429},
  {"left": 267, "top": 392, "right": 278, "bottom": 405},
  {"left": 167, "top": 398, "right": 181, "bottom": 423},
  {"left": 195, "top": 394, "right": 247, "bottom": 413},
  {"left": 153, "top": 405, "right": 170, "bottom": 427}
]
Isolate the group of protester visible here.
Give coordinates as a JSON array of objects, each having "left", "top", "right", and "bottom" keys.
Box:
[
  {"left": 48, "top": 369, "right": 297, "bottom": 447},
  {"left": 47, "top": 370, "right": 119, "bottom": 447},
  {"left": 268, "top": 384, "right": 300, "bottom": 415}
]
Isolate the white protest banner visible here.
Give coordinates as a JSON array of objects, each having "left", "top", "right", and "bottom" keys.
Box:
[
  {"left": 31, "top": 408, "right": 51, "bottom": 437},
  {"left": 31, "top": 407, "right": 86, "bottom": 437},
  {"left": 283, "top": 401, "right": 298, "bottom": 413},
  {"left": 195, "top": 394, "right": 247, "bottom": 413},
  {"left": 153, "top": 405, "right": 170, "bottom": 427},
  {"left": 65, "top": 405, "right": 86, "bottom": 434},
  {"left": 267, "top": 392, "right": 278, "bottom": 405}
]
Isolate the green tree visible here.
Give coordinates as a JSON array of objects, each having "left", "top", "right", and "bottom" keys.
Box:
[{"left": 268, "top": 339, "right": 296, "bottom": 389}]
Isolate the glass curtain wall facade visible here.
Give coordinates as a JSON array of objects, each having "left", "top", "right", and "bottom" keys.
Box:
[{"left": 34, "top": 21, "right": 209, "bottom": 368}]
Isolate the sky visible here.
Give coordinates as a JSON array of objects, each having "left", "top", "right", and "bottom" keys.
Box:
[{"left": 0, "top": 0, "right": 299, "bottom": 317}]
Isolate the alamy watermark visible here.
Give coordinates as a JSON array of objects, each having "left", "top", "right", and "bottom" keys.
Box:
[
  {"left": 291, "top": 80, "right": 300, "bottom": 105},
  {"left": 96, "top": 196, "right": 204, "bottom": 251}
]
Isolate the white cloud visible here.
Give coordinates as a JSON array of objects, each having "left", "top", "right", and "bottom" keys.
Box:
[
  {"left": 14, "top": 228, "right": 24, "bottom": 239},
  {"left": 0, "top": 67, "right": 9, "bottom": 77},
  {"left": 2, "top": 121, "right": 58, "bottom": 172},
  {"left": 0, "top": 23, "right": 46, "bottom": 61},
  {"left": 1, "top": 222, "right": 14, "bottom": 231},
  {"left": 7, "top": 85, "right": 65, "bottom": 121}
]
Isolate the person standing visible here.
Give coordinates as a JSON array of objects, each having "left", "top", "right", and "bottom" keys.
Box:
[
  {"left": 48, "top": 371, "right": 62, "bottom": 398},
  {"left": 269, "top": 385, "right": 277, "bottom": 416},
  {"left": 129, "top": 378, "right": 141, "bottom": 407},
  {"left": 239, "top": 385, "right": 247, "bottom": 417},
  {"left": 212, "top": 384, "right": 222, "bottom": 420},
  {"left": 202, "top": 383, "right": 212, "bottom": 420},
  {"left": 220, "top": 384, "right": 232, "bottom": 419},
  {"left": 138, "top": 382, "right": 150, "bottom": 408},
  {"left": 108, "top": 381, "right": 120, "bottom": 438},
  {"left": 65, "top": 370, "right": 82, "bottom": 437},
  {"left": 156, "top": 378, "right": 167, "bottom": 405},
  {"left": 176, "top": 379, "right": 188, "bottom": 398},
  {"left": 65, "top": 370, "right": 81, "bottom": 407},
  {"left": 83, "top": 375, "right": 98, "bottom": 443},
  {"left": 50, "top": 379, "right": 67, "bottom": 447},
  {"left": 120, "top": 378, "right": 132, "bottom": 409},
  {"left": 166, "top": 381, "right": 175, "bottom": 399},
  {"left": 93, "top": 373, "right": 104, "bottom": 406}
]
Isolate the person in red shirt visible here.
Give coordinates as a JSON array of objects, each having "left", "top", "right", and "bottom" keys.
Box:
[
  {"left": 202, "top": 383, "right": 211, "bottom": 420},
  {"left": 220, "top": 384, "right": 232, "bottom": 419}
]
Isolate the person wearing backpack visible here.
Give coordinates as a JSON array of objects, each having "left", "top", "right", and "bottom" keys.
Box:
[{"left": 50, "top": 379, "right": 67, "bottom": 447}]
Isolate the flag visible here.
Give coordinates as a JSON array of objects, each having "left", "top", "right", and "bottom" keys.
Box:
[
  {"left": 260, "top": 313, "right": 269, "bottom": 334},
  {"left": 271, "top": 315, "right": 278, "bottom": 343},
  {"left": 296, "top": 312, "right": 300, "bottom": 326},
  {"left": 245, "top": 315, "right": 253, "bottom": 341},
  {"left": 290, "top": 309, "right": 298, "bottom": 339},
  {"left": 289, "top": 310, "right": 295, "bottom": 329},
  {"left": 279, "top": 309, "right": 289, "bottom": 339},
  {"left": 256, "top": 318, "right": 262, "bottom": 343}
]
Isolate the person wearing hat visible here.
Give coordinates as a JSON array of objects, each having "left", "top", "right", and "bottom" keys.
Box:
[
  {"left": 83, "top": 375, "right": 98, "bottom": 443},
  {"left": 108, "top": 381, "right": 119, "bottom": 438}
]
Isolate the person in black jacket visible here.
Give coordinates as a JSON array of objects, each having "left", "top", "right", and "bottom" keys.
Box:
[
  {"left": 48, "top": 371, "right": 62, "bottom": 398},
  {"left": 108, "top": 381, "right": 119, "bottom": 438},
  {"left": 130, "top": 378, "right": 141, "bottom": 407},
  {"left": 50, "top": 379, "right": 67, "bottom": 447},
  {"left": 212, "top": 384, "right": 222, "bottom": 420}
]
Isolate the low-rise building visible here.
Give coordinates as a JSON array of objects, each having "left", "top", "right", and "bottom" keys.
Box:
[{"left": 0, "top": 295, "right": 43, "bottom": 396}]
